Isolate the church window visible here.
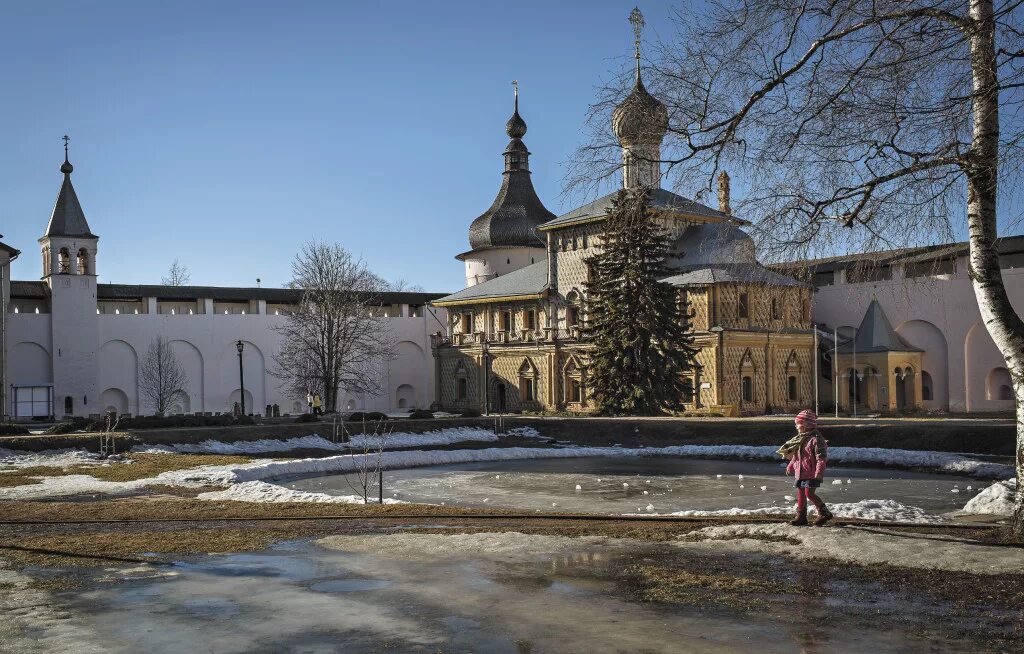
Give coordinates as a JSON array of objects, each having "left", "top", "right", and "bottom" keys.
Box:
[
  {"left": 525, "top": 309, "right": 536, "bottom": 330},
  {"left": 456, "top": 377, "right": 468, "bottom": 400},
  {"left": 741, "top": 377, "right": 753, "bottom": 402},
  {"left": 566, "top": 305, "right": 579, "bottom": 328},
  {"left": 64, "top": 396, "right": 73, "bottom": 416},
  {"left": 738, "top": 293, "right": 749, "bottom": 319},
  {"left": 500, "top": 311, "right": 512, "bottom": 332},
  {"left": 461, "top": 313, "right": 472, "bottom": 333},
  {"left": 507, "top": 258, "right": 511, "bottom": 265},
  {"left": 771, "top": 297, "right": 780, "bottom": 320},
  {"left": 787, "top": 376, "right": 798, "bottom": 401},
  {"left": 519, "top": 360, "right": 537, "bottom": 402}
]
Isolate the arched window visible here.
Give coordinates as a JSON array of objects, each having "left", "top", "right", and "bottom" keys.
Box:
[
  {"left": 788, "top": 376, "right": 798, "bottom": 401},
  {"left": 785, "top": 351, "right": 801, "bottom": 402},
  {"left": 921, "top": 371, "right": 933, "bottom": 402},
  {"left": 519, "top": 359, "right": 537, "bottom": 403},
  {"left": 742, "top": 376, "right": 754, "bottom": 402},
  {"left": 454, "top": 361, "right": 469, "bottom": 401},
  {"left": 63, "top": 395, "right": 73, "bottom": 416},
  {"left": 563, "top": 357, "right": 584, "bottom": 405},
  {"left": 58, "top": 248, "right": 71, "bottom": 274},
  {"left": 987, "top": 368, "right": 1012, "bottom": 401},
  {"left": 77, "top": 248, "right": 89, "bottom": 275},
  {"left": 739, "top": 349, "right": 755, "bottom": 404}
]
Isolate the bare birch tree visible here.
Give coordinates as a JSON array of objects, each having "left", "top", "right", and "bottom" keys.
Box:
[
  {"left": 273, "top": 241, "right": 396, "bottom": 412},
  {"left": 140, "top": 337, "right": 187, "bottom": 416},
  {"left": 573, "top": 1, "right": 1024, "bottom": 535},
  {"left": 161, "top": 259, "right": 191, "bottom": 286}
]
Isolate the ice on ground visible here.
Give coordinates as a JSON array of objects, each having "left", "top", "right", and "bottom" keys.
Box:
[
  {"left": 197, "top": 480, "right": 404, "bottom": 504},
  {"left": 0, "top": 447, "right": 111, "bottom": 469},
  {"left": 137, "top": 435, "right": 347, "bottom": 455},
  {"left": 677, "top": 523, "right": 1024, "bottom": 574},
  {"left": 961, "top": 479, "right": 1017, "bottom": 516},
  {"left": 316, "top": 532, "right": 631, "bottom": 561},
  {"left": 649, "top": 499, "right": 941, "bottom": 523}
]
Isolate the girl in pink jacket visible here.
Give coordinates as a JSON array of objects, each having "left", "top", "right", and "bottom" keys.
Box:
[{"left": 785, "top": 410, "right": 834, "bottom": 526}]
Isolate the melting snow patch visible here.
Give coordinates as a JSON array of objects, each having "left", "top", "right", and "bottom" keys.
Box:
[
  {"left": 196, "top": 481, "right": 404, "bottom": 504},
  {"left": 646, "top": 499, "right": 942, "bottom": 523},
  {"left": 961, "top": 479, "right": 1017, "bottom": 516},
  {"left": 677, "top": 523, "right": 1024, "bottom": 574}
]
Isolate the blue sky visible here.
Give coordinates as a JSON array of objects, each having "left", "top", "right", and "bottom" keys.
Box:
[{"left": 0, "top": 0, "right": 684, "bottom": 291}]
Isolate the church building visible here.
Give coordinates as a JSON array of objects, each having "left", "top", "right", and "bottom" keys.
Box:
[{"left": 431, "top": 14, "right": 816, "bottom": 416}]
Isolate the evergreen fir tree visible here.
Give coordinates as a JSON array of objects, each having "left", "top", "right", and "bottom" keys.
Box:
[{"left": 584, "top": 187, "right": 700, "bottom": 415}]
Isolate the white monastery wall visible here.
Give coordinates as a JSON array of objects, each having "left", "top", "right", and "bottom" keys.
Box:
[{"left": 810, "top": 259, "right": 1023, "bottom": 413}]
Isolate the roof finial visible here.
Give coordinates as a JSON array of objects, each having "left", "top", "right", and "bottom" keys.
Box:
[
  {"left": 60, "top": 134, "right": 73, "bottom": 175},
  {"left": 629, "top": 7, "right": 645, "bottom": 81},
  {"left": 512, "top": 79, "right": 519, "bottom": 112},
  {"left": 506, "top": 80, "right": 527, "bottom": 139}
]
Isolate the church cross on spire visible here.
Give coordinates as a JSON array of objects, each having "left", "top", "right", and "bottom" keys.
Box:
[
  {"left": 629, "top": 7, "right": 645, "bottom": 79},
  {"left": 62, "top": 134, "right": 70, "bottom": 160},
  {"left": 512, "top": 79, "right": 519, "bottom": 112},
  {"left": 60, "top": 134, "right": 74, "bottom": 175}
]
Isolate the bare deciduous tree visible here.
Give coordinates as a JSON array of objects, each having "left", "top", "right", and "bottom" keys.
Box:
[
  {"left": 140, "top": 336, "right": 187, "bottom": 416},
  {"left": 161, "top": 259, "right": 191, "bottom": 286},
  {"left": 343, "top": 419, "right": 391, "bottom": 504},
  {"left": 574, "top": 1, "right": 1024, "bottom": 535},
  {"left": 273, "top": 241, "right": 396, "bottom": 412}
]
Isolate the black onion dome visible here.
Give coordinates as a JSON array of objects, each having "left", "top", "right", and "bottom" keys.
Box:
[
  {"left": 506, "top": 109, "right": 527, "bottom": 139},
  {"left": 612, "top": 74, "right": 669, "bottom": 146},
  {"left": 467, "top": 169, "right": 555, "bottom": 250}
]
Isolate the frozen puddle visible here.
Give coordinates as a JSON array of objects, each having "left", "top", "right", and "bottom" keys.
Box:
[
  {"left": 284, "top": 456, "right": 979, "bottom": 520},
  {"left": 3, "top": 534, "right": 997, "bottom": 653}
]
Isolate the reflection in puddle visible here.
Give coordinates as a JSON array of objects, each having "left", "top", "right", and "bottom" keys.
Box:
[
  {"left": 12, "top": 536, "right": 989, "bottom": 654},
  {"left": 309, "top": 578, "right": 391, "bottom": 593}
]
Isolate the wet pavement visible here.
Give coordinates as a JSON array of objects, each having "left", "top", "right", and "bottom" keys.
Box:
[
  {"left": 3, "top": 534, "right": 995, "bottom": 653},
  {"left": 285, "top": 456, "right": 979, "bottom": 517}
]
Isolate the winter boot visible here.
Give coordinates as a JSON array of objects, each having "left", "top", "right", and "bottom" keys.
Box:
[
  {"left": 789, "top": 510, "right": 808, "bottom": 526},
  {"left": 813, "top": 507, "right": 834, "bottom": 527}
]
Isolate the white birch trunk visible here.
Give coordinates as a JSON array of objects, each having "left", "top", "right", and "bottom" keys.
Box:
[{"left": 967, "top": 0, "right": 1024, "bottom": 534}]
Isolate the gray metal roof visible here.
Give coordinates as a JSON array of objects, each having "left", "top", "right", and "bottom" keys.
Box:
[
  {"left": 773, "top": 234, "right": 1024, "bottom": 275},
  {"left": 44, "top": 166, "right": 95, "bottom": 238},
  {"left": 467, "top": 156, "right": 555, "bottom": 250},
  {"left": 661, "top": 264, "right": 806, "bottom": 287},
  {"left": 540, "top": 187, "right": 729, "bottom": 230},
  {"left": 9, "top": 280, "right": 445, "bottom": 305},
  {"left": 433, "top": 261, "right": 548, "bottom": 304},
  {"left": 837, "top": 299, "right": 922, "bottom": 353}
]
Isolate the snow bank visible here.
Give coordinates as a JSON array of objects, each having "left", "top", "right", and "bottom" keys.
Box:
[
  {"left": 677, "top": 523, "right": 1024, "bottom": 574},
  {"left": 654, "top": 444, "right": 1013, "bottom": 479},
  {"left": 197, "top": 480, "right": 405, "bottom": 504},
  {"left": 646, "top": 499, "right": 941, "bottom": 523},
  {"left": 0, "top": 447, "right": 109, "bottom": 469},
  {"left": 133, "top": 427, "right": 531, "bottom": 455},
  {"left": 961, "top": 479, "right": 1018, "bottom": 516}
]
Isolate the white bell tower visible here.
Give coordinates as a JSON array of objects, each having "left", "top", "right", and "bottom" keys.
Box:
[{"left": 39, "top": 136, "right": 99, "bottom": 418}]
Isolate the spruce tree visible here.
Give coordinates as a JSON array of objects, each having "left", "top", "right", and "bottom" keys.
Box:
[{"left": 584, "top": 188, "right": 699, "bottom": 415}]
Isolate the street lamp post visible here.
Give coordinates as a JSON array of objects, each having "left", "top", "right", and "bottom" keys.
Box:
[{"left": 236, "top": 340, "right": 246, "bottom": 416}]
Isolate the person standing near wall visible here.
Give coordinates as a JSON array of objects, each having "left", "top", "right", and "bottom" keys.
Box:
[{"left": 312, "top": 392, "right": 322, "bottom": 416}]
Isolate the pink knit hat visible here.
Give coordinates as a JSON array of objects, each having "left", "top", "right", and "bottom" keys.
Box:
[{"left": 795, "top": 409, "right": 817, "bottom": 431}]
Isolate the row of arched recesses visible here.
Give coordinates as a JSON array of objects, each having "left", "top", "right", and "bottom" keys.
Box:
[{"left": 450, "top": 355, "right": 583, "bottom": 411}]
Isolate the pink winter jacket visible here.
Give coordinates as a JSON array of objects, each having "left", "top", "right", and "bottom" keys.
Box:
[{"left": 785, "top": 431, "right": 828, "bottom": 480}]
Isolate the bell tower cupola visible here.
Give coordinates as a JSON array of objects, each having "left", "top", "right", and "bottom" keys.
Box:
[
  {"left": 40, "top": 135, "right": 98, "bottom": 278},
  {"left": 612, "top": 8, "right": 669, "bottom": 189}
]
